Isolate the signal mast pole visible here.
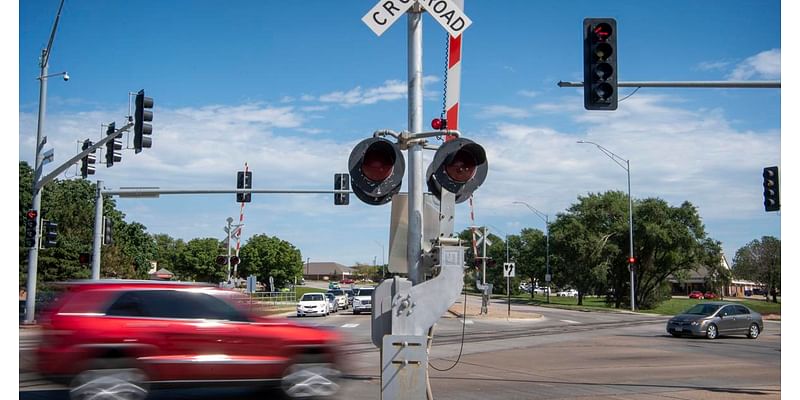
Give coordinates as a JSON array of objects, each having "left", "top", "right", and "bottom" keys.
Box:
[{"left": 407, "top": 4, "right": 424, "bottom": 285}]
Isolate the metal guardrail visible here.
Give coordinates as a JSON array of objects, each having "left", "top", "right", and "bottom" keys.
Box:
[{"left": 247, "top": 291, "right": 297, "bottom": 307}]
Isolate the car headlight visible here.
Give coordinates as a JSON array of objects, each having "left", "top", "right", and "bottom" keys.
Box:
[{"left": 691, "top": 321, "right": 699, "bottom": 326}]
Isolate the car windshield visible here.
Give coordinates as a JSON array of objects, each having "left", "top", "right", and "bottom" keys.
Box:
[
  {"left": 330, "top": 289, "right": 344, "bottom": 296},
  {"left": 684, "top": 303, "right": 722, "bottom": 316},
  {"left": 356, "top": 288, "right": 374, "bottom": 296},
  {"left": 301, "top": 294, "right": 324, "bottom": 302}
]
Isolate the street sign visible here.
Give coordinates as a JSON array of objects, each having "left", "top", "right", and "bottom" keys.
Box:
[
  {"left": 362, "top": 0, "right": 471, "bottom": 37},
  {"left": 418, "top": 0, "right": 471, "bottom": 37},
  {"left": 503, "top": 262, "right": 515, "bottom": 278},
  {"left": 545, "top": 274, "right": 551, "bottom": 282},
  {"left": 362, "top": 0, "right": 416, "bottom": 36}
]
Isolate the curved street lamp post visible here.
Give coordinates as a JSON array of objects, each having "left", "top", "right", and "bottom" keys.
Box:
[{"left": 577, "top": 140, "right": 635, "bottom": 311}]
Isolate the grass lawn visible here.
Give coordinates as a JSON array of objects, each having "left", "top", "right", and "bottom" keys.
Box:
[{"left": 507, "top": 293, "right": 781, "bottom": 317}]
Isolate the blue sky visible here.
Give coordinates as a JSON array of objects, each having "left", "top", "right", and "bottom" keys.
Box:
[{"left": 17, "top": 1, "right": 784, "bottom": 270}]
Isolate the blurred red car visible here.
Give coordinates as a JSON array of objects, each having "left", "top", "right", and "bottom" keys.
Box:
[
  {"left": 703, "top": 292, "right": 718, "bottom": 300},
  {"left": 689, "top": 291, "right": 704, "bottom": 299},
  {"left": 340, "top": 278, "right": 355, "bottom": 284},
  {"left": 36, "top": 280, "right": 342, "bottom": 399}
]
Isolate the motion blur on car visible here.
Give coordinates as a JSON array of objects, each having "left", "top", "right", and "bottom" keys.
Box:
[
  {"left": 36, "top": 280, "right": 342, "bottom": 399},
  {"left": 666, "top": 302, "right": 763, "bottom": 340}
]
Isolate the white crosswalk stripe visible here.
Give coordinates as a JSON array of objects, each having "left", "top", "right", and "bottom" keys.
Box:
[{"left": 560, "top": 320, "right": 581, "bottom": 324}]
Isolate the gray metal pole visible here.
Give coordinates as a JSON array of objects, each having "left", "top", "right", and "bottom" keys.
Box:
[
  {"left": 482, "top": 226, "right": 487, "bottom": 285},
  {"left": 91, "top": 181, "right": 103, "bottom": 280},
  {"left": 406, "top": 7, "right": 424, "bottom": 285},
  {"left": 557, "top": 80, "right": 780, "bottom": 88},
  {"left": 627, "top": 160, "right": 635, "bottom": 311},
  {"left": 24, "top": 49, "right": 48, "bottom": 324},
  {"left": 545, "top": 216, "right": 550, "bottom": 304},
  {"left": 226, "top": 218, "right": 233, "bottom": 282}
]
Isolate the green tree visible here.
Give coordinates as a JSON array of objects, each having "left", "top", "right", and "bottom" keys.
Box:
[
  {"left": 238, "top": 234, "right": 303, "bottom": 289},
  {"left": 733, "top": 236, "right": 780, "bottom": 303},
  {"left": 173, "top": 238, "right": 226, "bottom": 283},
  {"left": 152, "top": 234, "right": 184, "bottom": 273},
  {"left": 549, "top": 213, "right": 610, "bottom": 305},
  {"left": 516, "top": 228, "right": 547, "bottom": 299}
]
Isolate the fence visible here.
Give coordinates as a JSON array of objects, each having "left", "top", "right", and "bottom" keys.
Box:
[{"left": 245, "top": 291, "right": 297, "bottom": 315}]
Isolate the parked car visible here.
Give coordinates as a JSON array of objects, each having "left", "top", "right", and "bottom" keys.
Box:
[
  {"left": 324, "top": 292, "right": 339, "bottom": 313},
  {"left": 352, "top": 287, "right": 374, "bottom": 315},
  {"left": 666, "top": 302, "right": 763, "bottom": 340},
  {"left": 328, "top": 281, "right": 340, "bottom": 290},
  {"left": 689, "top": 291, "right": 704, "bottom": 299},
  {"left": 36, "top": 280, "right": 342, "bottom": 399},
  {"left": 327, "top": 289, "right": 348, "bottom": 310},
  {"left": 341, "top": 278, "right": 355, "bottom": 285},
  {"left": 556, "top": 289, "right": 578, "bottom": 297},
  {"left": 744, "top": 289, "right": 753, "bottom": 297},
  {"left": 533, "top": 287, "right": 551, "bottom": 295},
  {"left": 297, "top": 292, "right": 330, "bottom": 317},
  {"left": 703, "top": 292, "right": 718, "bottom": 300}
]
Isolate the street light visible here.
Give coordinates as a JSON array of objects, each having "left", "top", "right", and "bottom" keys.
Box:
[
  {"left": 577, "top": 140, "right": 635, "bottom": 311},
  {"left": 374, "top": 240, "right": 385, "bottom": 278},
  {"left": 512, "top": 202, "right": 550, "bottom": 303}
]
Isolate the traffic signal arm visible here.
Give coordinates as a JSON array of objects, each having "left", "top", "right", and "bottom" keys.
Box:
[{"left": 35, "top": 122, "right": 133, "bottom": 191}]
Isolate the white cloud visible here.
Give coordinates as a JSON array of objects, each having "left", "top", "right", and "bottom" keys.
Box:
[
  {"left": 727, "top": 49, "right": 781, "bottom": 80},
  {"left": 696, "top": 60, "right": 731, "bottom": 72},
  {"left": 316, "top": 76, "right": 440, "bottom": 106},
  {"left": 517, "top": 90, "right": 539, "bottom": 98}
]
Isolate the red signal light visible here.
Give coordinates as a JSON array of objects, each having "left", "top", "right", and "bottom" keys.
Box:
[
  {"left": 594, "top": 23, "right": 612, "bottom": 41},
  {"left": 445, "top": 149, "right": 478, "bottom": 183},
  {"left": 431, "top": 118, "right": 447, "bottom": 130},
  {"left": 26, "top": 210, "right": 38, "bottom": 220},
  {"left": 628, "top": 256, "right": 636, "bottom": 264},
  {"left": 361, "top": 142, "right": 396, "bottom": 182}
]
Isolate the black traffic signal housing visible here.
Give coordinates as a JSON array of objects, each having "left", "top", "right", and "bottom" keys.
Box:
[
  {"left": 426, "top": 137, "right": 488, "bottom": 203},
  {"left": 78, "top": 252, "right": 92, "bottom": 265},
  {"left": 134, "top": 90, "right": 153, "bottom": 153},
  {"left": 348, "top": 137, "right": 405, "bottom": 205},
  {"left": 105, "top": 122, "right": 123, "bottom": 167},
  {"left": 334, "top": 173, "right": 350, "bottom": 205},
  {"left": 80, "top": 139, "right": 97, "bottom": 178},
  {"left": 583, "top": 18, "right": 618, "bottom": 110},
  {"left": 237, "top": 171, "right": 252, "bottom": 203},
  {"left": 103, "top": 217, "right": 114, "bottom": 245},
  {"left": 763, "top": 166, "right": 780, "bottom": 212},
  {"left": 42, "top": 220, "right": 58, "bottom": 248},
  {"left": 216, "top": 255, "right": 228, "bottom": 266},
  {"left": 24, "top": 210, "right": 38, "bottom": 248}
]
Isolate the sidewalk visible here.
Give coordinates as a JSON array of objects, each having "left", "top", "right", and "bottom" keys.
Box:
[{"left": 447, "top": 294, "right": 542, "bottom": 320}]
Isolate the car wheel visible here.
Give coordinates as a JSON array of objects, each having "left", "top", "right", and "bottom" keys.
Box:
[
  {"left": 706, "top": 323, "right": 718, "bottom": 340},
  {"left": 297, "top": 313, "right": 302, "bottom": 318},
  {"left": 353, "top": 310, "right": 359, "bottom": 315},
  {"left": 670, "top": 333, "right": 681, "bottom": 338},
  {"left": 70, "top": 360, "right": 148, "bottom": 400},
  {"left": 748, "top": 323, "right": 760, "bottom": 339},
  {"left": 281, "top": 363, "right": 341, "bottom": 398}
]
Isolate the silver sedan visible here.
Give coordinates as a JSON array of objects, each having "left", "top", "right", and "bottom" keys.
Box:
[{"left": 666, "top": 302, "right": 763, "bottom": 339}]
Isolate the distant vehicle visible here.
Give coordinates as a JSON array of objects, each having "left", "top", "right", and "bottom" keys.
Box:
[
  {"left": 519, "top": 282, "right": 532, "bottom": 292},
  {"left": 352, "top": 287, "right": 374, "bottom": 315},
  {"left": 744, "top": 289, "right": 753, "bottom": 297},
  {"left": 327, "top": 289, "right": 348, "bottom": 309},
  {"left": 666, "top": 302, "right": 763, "bottom": 340},
  {"left": 533, "top": 287, "right": 551, "bottom": 295},
  {"left": 324, "top": 292, "right": 339, "bottom": 313},
  {"left": 328, "top": 282, "right": 340, "bottom": 290},
  {"left": 689, "top": 291, "right": 704, "bottom": 299},
  {"left": 703, "top": 292, "right": 718, "bottom": 300},
  {"left": 341, "top": 278, "right": 355, "bottom": 285},
  {"left": 297, "top": 292, "right": 330, "bottom": 317},
  {"left": 556, "top": 289, "right": 578, "bottom": 297},
  {"left": 344, "top": 289, "right": 355, "bottom": 306},
  {"left": 36, "top": 281, "right": 342, "bottom": 399},
  {"left": 752, "top": 288, "right": 765, "bottom": 296}
]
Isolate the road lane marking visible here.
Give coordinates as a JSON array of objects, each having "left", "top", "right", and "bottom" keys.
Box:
[
  {"left": 561, "top": 320, "right": 581, "bottom": 324},
  {"left": 341, "top": 323, "right": 359, "bottom": 328}
]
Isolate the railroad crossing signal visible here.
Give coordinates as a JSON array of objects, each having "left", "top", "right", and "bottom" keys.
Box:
[
  {"left": 134, "top": 90, "right": 154, "bottom": 153},
  {"left": 762, "top": 166, "right": 780, "bottom": 212},
  {"left": 237, "top": 171, "right": 252, "bottom": 203},
  {"left": 426, "top": 137, "right": 488, "bottom": 203},
  {"left": 583, "top": 18, "right": 618, "bottom": 110},
  {"left": 348, "top": 137, "right": 405, "bottom": 205}
]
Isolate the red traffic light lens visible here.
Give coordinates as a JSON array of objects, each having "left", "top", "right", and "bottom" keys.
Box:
[
  {"left": 26, "top": 210, "right": 38, "bottom": 220},
  {"left": 362, "top": 142, "right": 396, "bottom": 182},
  {"left": 431, "top": 118, "right": 447, "bottom": 130},
  {"left": 628, "top": 257, "right": 636, "bottom": 264},
  {"left": 593, "top": 23, "right": 613, "bottom": 41},
  {"left": 445, "top": 149, "right": 478, "bottom": 183}
]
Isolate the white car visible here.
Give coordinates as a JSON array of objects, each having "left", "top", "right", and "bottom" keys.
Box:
[
  {"left": 327, "top": 289, "right": 349, "bottom": 310},
  {"left": 352, "top": 287, "right": 374, "bottom": 315},
  {"left": 533, "top": 287, "right": 551, "bottom": 295},
  {"left": 556, "top": 289, "right": 579, "bottom": 297},
  {"left": 296, "top": 292, "right": 329, "bottom": 317}
]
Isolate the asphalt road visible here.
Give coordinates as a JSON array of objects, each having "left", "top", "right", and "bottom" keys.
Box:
[{"left": 19, "top": 300, "right": 781, "bottom": 399}]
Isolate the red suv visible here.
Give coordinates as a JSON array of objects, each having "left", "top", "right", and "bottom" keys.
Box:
[{"left": 36, "top": 280, "right": 342, "bottom": 399}]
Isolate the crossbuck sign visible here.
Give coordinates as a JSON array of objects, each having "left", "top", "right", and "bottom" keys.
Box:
[{"left": 362, "top": 0, "right": 472, "bottom": 37}]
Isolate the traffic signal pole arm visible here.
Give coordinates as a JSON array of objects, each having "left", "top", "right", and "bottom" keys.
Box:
[
  {"left": 35, "top": 122, "right": 133, "bottom": 191},
  {"left": 558, "top": 80, "right": 781, "bottom": 88}
]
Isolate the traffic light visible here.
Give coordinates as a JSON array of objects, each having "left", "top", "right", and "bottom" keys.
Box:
[
  {"left": 348, "top": 137, "right": 405, "bottom": 205},
  {"left": 237, "top": 171, "right": 252, "bottom": 203},
  {"left": 426, "top": 137, "right": 488, "bottom": 203},
  {"left": 763, "top": 166, "right": 780, "bottom": 212},
  {"left": 105, "top": 122, "right": 122, "bottom": 167},
  {"left": 134, "top": 89, "right": 153, "bottom": 153},
  {"left": 334, "top": 173, "right": 350, "bottom": 205},
  {"left": 24, "top": 210, "right": 38, "bottom": 248},
  {"left": 583, "top": 18, "right": 618, "bottom": 110},
  {"left": 80, "top": 139, "right": 97, "bottom": 178},
  {"left": 103, "top": 217, "right": 114, "bottom": 245},
  {"left": 42, "top": 220, "right": 58, "bottom": 248}
]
